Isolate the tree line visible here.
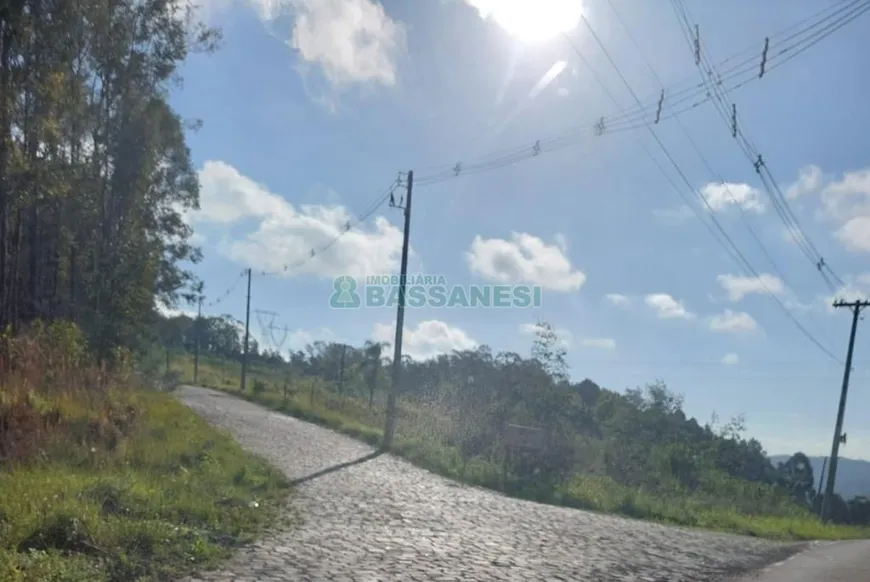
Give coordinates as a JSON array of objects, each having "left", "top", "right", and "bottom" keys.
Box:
[
  {"left": 0, "top": 0, "right": 217, "bottom": 357},
  {"left": 157, "top": 313, "right": 870, "bottom": 525}
]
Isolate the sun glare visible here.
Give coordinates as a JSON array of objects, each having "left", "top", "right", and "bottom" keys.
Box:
[{"left": 472, "top": 0, "right": 585, "bottom": 43}]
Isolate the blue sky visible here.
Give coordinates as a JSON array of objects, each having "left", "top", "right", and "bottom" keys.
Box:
[{"left": 166, "top": 0, "right": 870, "bottom": 460}]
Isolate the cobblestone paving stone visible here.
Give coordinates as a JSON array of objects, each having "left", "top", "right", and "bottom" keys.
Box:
[{"left": 177, "top": 386, "right": 807, "bottom": 582}]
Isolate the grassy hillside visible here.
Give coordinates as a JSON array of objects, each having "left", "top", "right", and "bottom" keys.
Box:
[
  {"left": 0, "top": 323, "right": 291, "bottom": 582},
  {"left": 168, "top": 346, "right": 870, "bottom": 541}
]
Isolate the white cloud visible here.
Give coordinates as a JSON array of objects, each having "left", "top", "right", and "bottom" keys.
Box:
[
  {"left": 826, "top": 274, "right": 870, "bottom": 306},
  {"left": 373, "top": 320, "right": 477, "bottom": 361},
  {"left": 288, "top": 0, "right": 405, "bottom": 87},
  {"left": 709, "top": 309, "right": 758, "bottom": 333},
  {"left": 717, "top": 273, "right": 785, "bottom": 302},
  {"left": 519, "top": 323, "right": 573, "bottom": 348},
  {"left": 155, "top": 300, "right": 197, "bottom": 319},
  {"left": 722, "top": 353, "right": 739, "bottom": 365},
  {"left": 644, "top": 293, "right": 694, "bottom": 320},
  {"left": 835, "top": 216, "right": 870, "bottom": 253},
  {"left": 700, "top": 182, "right": 765, "bottom": 213},
  {"left": 604, "top": 293, "right": 630, "bottom": 307},
  {"left": 580, "top": 337, "right": 616, "bottom": 349},
  {"left": 819, "top": 168, "right": 870, "bottom": 222},
  {"left": 191, "top": 160, "right": 404, "bottom": 279},
  {"left": 465, "top": 232, "right": 586, "bottom": 291},
  {"left": 786, "top": 164, "right": 823, "bottom": 200},
  {"left": 193, "top": 0, "right": 404, "bottom": 88},
  {"left": 817, "top": 167, "right": 870, "bottom": 254}
]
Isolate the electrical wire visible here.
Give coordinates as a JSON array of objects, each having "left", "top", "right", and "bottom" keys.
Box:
[
  {"left": 569, "top": 15, "right": 842, "bottom": 363},
  {"left": 670, "top": 0, "right": 860, "bottom": 292},
  {"left": 413, "top": 1, "right": 870, "bottom": 188},
  {"left": 204, "top": 269, "right": 246, "bottom": 308},
  {"left": 252, "top": 176, "right": 403, "bottom": 278},
  {"left": 605, "top": 0, "right": 840, "bottom": 363}
]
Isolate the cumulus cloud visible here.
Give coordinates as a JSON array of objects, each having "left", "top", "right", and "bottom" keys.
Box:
[
  {"left": 835, "top": 216, "right": 870, "bottom": 253},
  {"left": 700, "top": 182, "right": 765, "bottom": 213},
  {"left": 817, "top": 167, "right": 870, "bottom": 254},
  {"left": 465, "top": 232, "right": 586, "bottom": 291},
  {"left": 826, "top": 274, "right": 870, "bottom": 306},
  {"left": 155, "top": 301, "right": 197, "bottom": 319},
  {"left": 786, "top": 164, "right": 823, "bottom": 200},
  {"left": 709, "top": 309, "right": 758, "bottom": 333},
  {"left": 288, "top": 0, "right": 405, "bottom": 87},
  {"left": 193, "top": 0, "right": 404, "bottom": 88},
  {"left": 717, "top": 273, "right": 785, "bottom": 302},
  {"left": 373, "top": 320, "right": 477, "bottom": 361},
  {"left": 191, "top": 160, "right": 404, "bottom": 279},
  {"left": 722, "top": 353, "right": 739, "bottom": 365},
  {"left": 604, "top": 293, "right": 630, "bottom": 307},
  {"left": 644, "top": 293, "right": 694, "bottom": 319}
]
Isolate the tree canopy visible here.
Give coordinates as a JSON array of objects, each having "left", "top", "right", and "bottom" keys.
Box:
[{"left": 0, "top": 0, "right": 218, "bottom": 355}]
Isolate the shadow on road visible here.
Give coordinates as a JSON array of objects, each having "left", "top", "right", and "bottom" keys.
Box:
[{"left": 290, "top": 451, "right": 383, "bottom": 486}]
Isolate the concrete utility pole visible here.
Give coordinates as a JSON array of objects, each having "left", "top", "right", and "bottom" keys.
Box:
[
  {"left": 821, "top": 299, "right": 870, "bottom": 522},
  {"left": 194, "top": 295, "right": 202, "bottom": 384},
  {"left": 338, "top": 343, "right": 347, "bottom": 396},
  {"left": 383, "top": 171, "right": 413, "bottom": 451},
  {"left": 240, "top": 268, "right": 252, "bottom": 393}
]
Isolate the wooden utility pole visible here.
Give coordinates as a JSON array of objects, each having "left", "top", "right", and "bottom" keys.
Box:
[
  {"left": 194, "top": 295, "right": 202, "bottom": 384},
  {"left": 240, "top": 268, "right": 252, "bottom": 393},
  {"left": 383, "top": 171, "right": 413, "bottom": 451},
  {"left": 821, "top": 299, "right": 870, "bottom": 522}
]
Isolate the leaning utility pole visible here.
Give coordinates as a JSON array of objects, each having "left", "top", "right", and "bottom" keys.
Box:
[
  {"left": 193, "top": 295, "right": 203, "bottom": 384},
  {"left": 240, "top": 268, "right": 252, "bottom": 393},
  {"left": 821, "top": 298, "right": 870, "bottom": 522},
  {"left": 383, "top": 171, "right": 413, "bottom": 451}
]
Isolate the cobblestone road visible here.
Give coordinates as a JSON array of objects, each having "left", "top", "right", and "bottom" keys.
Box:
[{"left": 178, "top": 385, "right": 806, "bottom": 582}]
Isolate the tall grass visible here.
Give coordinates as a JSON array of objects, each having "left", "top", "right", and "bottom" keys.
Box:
[
  {"left": 0, "top": 323, "right": 291, "bottom": 581},
  {"left": 174, "top": 353, "right": 870, "bottom": 541}
]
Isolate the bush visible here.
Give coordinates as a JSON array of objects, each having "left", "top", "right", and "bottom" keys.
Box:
[{"left": 0, "top": 322, "right": 291, "bottom": 580}]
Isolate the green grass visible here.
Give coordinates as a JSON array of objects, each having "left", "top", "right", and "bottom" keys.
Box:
[
  {"left": 171, "top": 353, "right": 870, "bottom": 542},
  {"left": 0, "top": 325, "right": 292, "bottom": 582},
  {"left": 0, "top": 390, "right": 292, "bottom": 582}
]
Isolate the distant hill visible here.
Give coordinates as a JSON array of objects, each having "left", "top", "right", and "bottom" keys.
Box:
[{"left": 769, "top": 455, "right": 870, "bottom": 499}]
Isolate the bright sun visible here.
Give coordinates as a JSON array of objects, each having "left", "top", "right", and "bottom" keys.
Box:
[{"left": 471, "top": 0, "right": 585, "bottom": 43}]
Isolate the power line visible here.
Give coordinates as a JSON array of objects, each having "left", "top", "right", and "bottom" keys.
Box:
[
  {"left": 604, "top": 0, "right": 836, "bottom": 349},
  {"left": 412, "top": 2, "right": 868, "bottom": 187},
  {"left": 567, "top": 16, "right": 841, "bottom": 363},
  {"left": 252, "top": 176, "right": 403, "bottom": 278},
  {"left": 204, "top": 269, "right": 246, "bottom": 309},
  {"left": 670, "top": 0, "right": 860, "bottom": 293}
]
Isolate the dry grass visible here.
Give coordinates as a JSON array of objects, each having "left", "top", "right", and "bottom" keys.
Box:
[{"left": 0, "top": 322, "right": 291, "bottom": 581}]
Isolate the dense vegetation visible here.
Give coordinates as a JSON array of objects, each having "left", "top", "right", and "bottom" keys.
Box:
[
  {"left": 0, "top": 322, "right": 289, "bottom": 581},
  {"left": 162, "top": 312, "right": 870, "bottom": 538},
  {"left": 0, "top": 0, "right": 216, "bottom": 355},
  {"left": 0, "top": 2, "right": 295, "bottom": 580}
]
